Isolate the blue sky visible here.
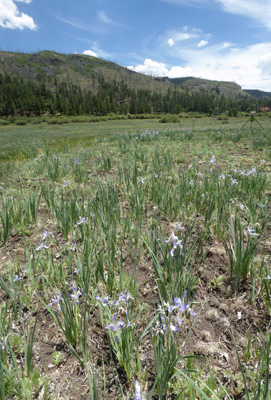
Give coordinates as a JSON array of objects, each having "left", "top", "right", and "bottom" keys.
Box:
[{"left": 0, "top": 0, "right": 270, "bottom": 90}]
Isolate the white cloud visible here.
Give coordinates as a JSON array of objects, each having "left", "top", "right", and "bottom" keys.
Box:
[
  {"left": 127, "top": 42, "right": 271, "bottom": 90},
  {"left": 82, "top": 50, "right": 98, "bottom": 58},
  {"left": 0, "top": 0, "right": 37, "bottom": 30},
  {"left": 128, "top": 59, "right": 169, "bottom": 76},
  {"left": 215, "top": 0, "right": 271, "bottom": 28},
  {"left": 175, "top": 32, "right": 197, "bottom": 41},
  {"left": 257, "top": 53, "right": 271, "bottom": 78},
  {"left": 197, "top": 40, "right": 208, "bottom": 47},
  {"left": 162, "top": 0, "right": 271, "bottom": 28},
  {"left": 127, "top": 59, "right": 193, "bottom": 78},
  {"left": 97, "top": 11, "right": 115, "bottom": 24},
  {"left": 168, "top": 66, "right": 193, "bottom": 77},
  {"left": 160, "top": 27, "right": 208, "bottom": 50},
  {"left": 181, "top": 42, "right": 271, "bottom": 90}
]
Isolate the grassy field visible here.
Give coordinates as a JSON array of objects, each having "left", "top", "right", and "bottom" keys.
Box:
[{"left": 0, "top": 117, "right": 271, "bottom": 399}]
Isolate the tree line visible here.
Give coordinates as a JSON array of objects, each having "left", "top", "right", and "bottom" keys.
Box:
[{"left": 0, "top": 73, "right": 270, "bottom": 117}]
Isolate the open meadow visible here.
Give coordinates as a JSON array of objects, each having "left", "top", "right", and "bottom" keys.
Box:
[{"left": 0, "top": 116, "right": 271, "bottom": 399}]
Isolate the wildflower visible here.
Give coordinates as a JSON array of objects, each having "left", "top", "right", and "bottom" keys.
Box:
[
  {"left": 209, "top": 153, "right": 216, "bottom": 167},
  {"left": 247, "top": 228, "right": 259, "bottom": 237},
  {"left": 77, "top": 217, "right": 86, "bottom": 225},
  {"left": 96, "top": 295, "right": 110, "bottom": 306},
  {"left": 160, "top": 314, "right": 168, "bottom": 330},
  {"left": 231, "top": 178, "right": 238, "bottom": 186},
  {"left": 164, "top": 301, "right": 176, "bottom": 314},
  {"left": 165, "top": 231, "right": 178, "bottom": 245},
  {"left": 0, "top": 336, "right": 8, "bottom": 351},
  {"left": 73, "top": 158, "right": 80, "bottom": 165},
  {"left": 137, "top": 177, "right": 145, "bottom": 184},
  {"left": 165, "top": 231, "right": 183, "bottom": 256},
  {"left": 219, "top": 174, "right": 225, "bottom": 180},
  {"left": 265, "top": 275, "right": 271, "bottom": 280},
  {"left": 189, "top": 180, "right": 194, "bottom": 187},
  {"left": 170, "top": 239, "right": 183, "bottom": 257},
  {"left": 74, "top": 266, "right": 81, "bottom": 275},
  {"left": 49, "top": 293, "right": 63, "bottom": 312},
  {"left": 35, "top": 242, "right": 49, "bottom": 251},
  {"left": 152, "top": 320, "right": 166, "bottom": 336},
  {"left": 13, "top": 275, "right": 23, "bottom": 282},
  {"left": 175, "top": 222, "right": 184, "bottom": 232},
  {"left": 115, "top": 290, "right": 134, "bottom": 307},
  {"left": 257, "top": 203, "right": 265, "bottom": 209},
  {"left": 70, "top": 286, "right": 83, "bottom": 304},
  {"left": 174, "top": 291, "right": 195, "bottom": 318},
  {"left": 41, "top": 230, "right": 52, "bottom": 241},
  {"left": 247, "top": 168, "right": 256, "bottom": 176},
  {"left": 135, "top": 380, "right": 141, "bottom": 400},
  {"left": 237, "top": 202, "right": 245, "bottom": 211},
  {"left": 105, "top": 314, "right": 124, "bottom": 342},
  {"left": 170, "top": 323, "right": 179, "bottom": 332}
]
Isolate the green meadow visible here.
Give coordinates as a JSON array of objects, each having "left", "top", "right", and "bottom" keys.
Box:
[{"left": 0, "top": 116, "right": 271, "bottom": 399}]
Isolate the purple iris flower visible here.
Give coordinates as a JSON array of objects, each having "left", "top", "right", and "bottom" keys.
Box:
[
  {"left": 13, "top": 275, "right": 23, "bottom": 282},
  {"left": 174, "top": 291, "right": 194, "bottom": 317},
  {"left": 77, "top": 217, "right": 86, "bottom": 225},
  {"left": 115, "top": 290, "right": 134, "bottom": 306},
  {"left": 70, "top": 286, "right": 83, "bottom": 304},
  {"left": 96, "top": 295, "right": 110, "bottom": 306},
  {"left": 135, "top": 380, "right": 141, "bottom": 400},
  {"left": 0, "top": 336, "right": 8, "bottom": 351},
  {"left": 137, "top": 177, "right": 145, "bottom": 184},
  {"left": 105, "top": 314, "right": 124, "bottom": 342},
  {"left": 35, "top": 242, "right": 49, "bottom": 251},
  {"left": 49, "top": 293, "right": 63, "bottom": 312}
]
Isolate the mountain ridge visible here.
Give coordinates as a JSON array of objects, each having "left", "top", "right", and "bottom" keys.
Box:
[{"left": 0, "top": 50, "right": 269, "bottom": 100}]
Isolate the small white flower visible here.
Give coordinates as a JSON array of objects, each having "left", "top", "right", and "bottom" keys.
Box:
[
  {"left": 209, "top": 153, "right": 216, "bottom": 166},
  {"left": 13, "top": 275, "right": 23, "bottom": 282},
  {"left": 137, "top": 177, "right": 145, "bottom": 184},
  {"left": 247, "top": 228, "right": 259, "bottom": 237},
  {"left": 77, "top": 217, "right": 86, "bottom": 225},
  {"left": 237, "top": 202, "right": 245, "bottom": 211},
  {"left": 42, "top": 230, "right": 52, "bottom": 241},
  {"left": 135, "top": 380, "right": 141, "bottom": 400},
  {"left": 36, "top": 242, "right": 49, "bottom": 251},
  {"left": 175, "top": 222, "right": 184, "bottom": 232}
]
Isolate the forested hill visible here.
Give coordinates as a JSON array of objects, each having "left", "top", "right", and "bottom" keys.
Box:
[
  {"left": 169, "top": 77, "right": 248, "bottom": 98},
  {"left": 243, "top": 89, "right": 271, "bottom": 99},
  {"left": 0, "top": 50, "right": 271, "bottom": 118},
  {"left": 0, "top": 50, "right": 173, "bottom": 94}
]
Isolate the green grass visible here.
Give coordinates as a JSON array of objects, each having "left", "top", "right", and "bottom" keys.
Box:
[{"left": 0, "top": 118, "right": 271, "bottom": 399}]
